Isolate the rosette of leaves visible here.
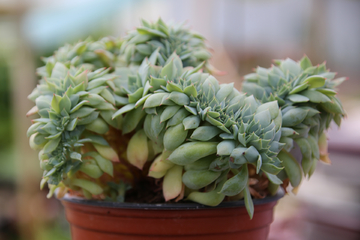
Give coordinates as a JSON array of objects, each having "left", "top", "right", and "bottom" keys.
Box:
[
  {"left": 242, "top": 56, "right": 345, "bottom": 189},
  {"left": 113, "top": 54, "right": 285, "bottom": 218},
  {"left": 117, "top": 18, "right": 213, "bottom": 70},
  {"left": 37, "top": 37, "right": 121, "bottom": 78},
  {"left": 26, "top": 62, "right": 131, "bottom": 200}
]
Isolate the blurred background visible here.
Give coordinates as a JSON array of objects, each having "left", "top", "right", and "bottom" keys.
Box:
[{"left": 0, "top": 0, "right": 359, "bottom": 239}]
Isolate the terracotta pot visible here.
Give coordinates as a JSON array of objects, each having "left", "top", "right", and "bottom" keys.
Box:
[{"left": 62, "top": 190, "right": 283, "bottom": 240}]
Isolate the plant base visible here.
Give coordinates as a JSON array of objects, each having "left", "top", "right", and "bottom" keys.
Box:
[{"left": 62, "top": 192, "right": 283, "bottom": 240}]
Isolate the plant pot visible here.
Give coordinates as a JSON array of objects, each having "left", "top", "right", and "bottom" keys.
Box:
[{"left": 61, "top": 190, "right": 284, "bottom": 240}]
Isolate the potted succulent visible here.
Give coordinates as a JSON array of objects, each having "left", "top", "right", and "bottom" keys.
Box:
[{"left": 26, "top": 19, "right": 345, "bottom": 240}]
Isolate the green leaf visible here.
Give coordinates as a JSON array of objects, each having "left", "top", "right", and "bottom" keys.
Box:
[
  {"left": 307, "top": 135, "right": 320, "bottom": 159},
  {"left": 144, "top": 93, "right": 168, "bottom": 108},
  {"left": 303, "top": 75, "right": 326, "bottom": 89},
  {"left": 317, "top": 88, "right": 337, "bottom": 96},
  {"left": 244, "top": 146, "right": 260, "bottom": 163},
  {"left": 70, "top": 107, "right": 95, "bottom": 119},
  {"left": 301, "top": 157, "right": 314, "bottom": 176},
  {"left": 44, "top": 168, "right": 57, "bottom": 178},
  {"left": 256, "top": 155, "right": 262, "bottom": 174},
  {"left": 182, "top": 115, "right": 200, "bottom": 130},
  {"left": 166, "top": 82, "right": 183, "bottom": 93},
  {"left": 182, "top": 170, "right": 221, "bottom": 190},
  {"left": 287, "top": 94, "right": 309, "bottom": 103},
  {"left": 289, "top": 83, "right": 308, "bottom": 95},
  {"left": 89, "top": 152, "right": 114, "bottom": 177},
  {"left": 100, "top": 110, "right": 122, "bottom": 130},
  {"left": 254, "top": 109, "right": 271, "bottom": 127},
  {"left": 184, "top": 105, "right": 197, "bottom": 115},
  {"left": 79, "top": 161, "right": 103, "bottom": 178},
  {"left": 136, "top": 44, "right": 152, "bottom": 55},
  {"left": 149, "top": 77, "right": 167, "bottom": 91},
  {"left": 193, "top": 49, "right": 211, "bottom": 60},
  {"left": 27, "top": 122, "right": 44, "bottom": 137},
  {"left": 205, "top": 115, "right": 223, "bottom": 127},
  {"left": 184, "top": 156, "right": 214, "bottom": 171},
  {"left": 73, "top": 70, "right": 88, "bottom": 86},
  {"left": 230, "top": 147, "right": 247, "bottom": 164},
  {"left": 70, "top": 152, "right": 82, "bottom": 161},
  {"left": 320, "top": 96, "right": 344, "bottom": 115},
  {"left": 50, "top": 94, "right": 62, "bottom": 113},
  {"left": 261, "top": 163, "right": 283, "bottom": 175},
  {"left": 45, "top": 131, "right": 62, "bottom": 140},
  {"left": 77, "top": 111, "right": 99, "bottom": 125},
  {"left": 127, "top": 130, "right": 149, "bottom": 169},
  {"left": 122, "top": 106, "right": 146, "bottom": 134},
  {"left": 85, "top": 118, "right": 109, "bottom": 134},
  {"left": 220, "top": 165, "right": 248, "bottom": 196},
  {"left": 168, "top": 142, "right": 218, "bottom": 165},
  {"left": 34, "top": 133, "right": 47, "bottom": 145},
  {"left": 302, "top": 90, "right": 331, "bottom": 103},
  {"left": 137, "top": 27, "right": 167, "bottom": 38},
  {"left": 282, "top": 108, "right": 309, "bottom": 127},
  {"left": 280, "top": 58, "right": 301, "bottom": 76},
  {"left": 281, "top": 127, "right": 298, "bottom": 137},
  {"left": 294, "top": 138, "right": 311, "bottom": 159},
  {"left": 94, "top": 102, "right": 115, "bottom": 111},
  {"left": 277, "top": 150, "right": 302, "bottom": 187},
  {"left": 51, "top": 62, "right": 68, "bottom": 79},
  {"left": 264, "top": 172, "right": 283, "bottom": 184},
  {"left": 184, "top": 84, "right": 198, "bottom": 97},
  {"left": 300, "top": 55, "right": 312, "bottom": 70},
  {"left": 41, "top": 122, "right": 58, "bottom": 135},
  {"left": 243, "top": 185, "right": 254, "bottom": 219},
  {"left": 43, "top": 137, "right": 61, "bottom": 154},
  {"left": 217, "top": 140, "right": 236, "bottom": 156},
  {"left": 112, "top": 103, "right": 136, "bottom": 119},
  {"left": 70, "top": 100, "right": 89, "bottom": 113},
  {"left": 190, "top": 126, "right": 222, "bottom": 141},
  {"left": 128, "top": 87, "right": 144, "bottom": 103},
  {"left": 186, "top": 179, "right": 226, "bottom": 206},
  {"left": 114, "top": 95, "right": 129, "bottom": 106},
  {"left": 72, "top": 179, "right": 103, "bottom": 195},
  {"left": 167, "top": 108, "right": 190, "bottom": 127},
  {"left": 79, "top": 135, "right": 109, "bottom": 146},
  {"left": 163, "top": 165, "right": 183, "bottom": 201},
  {"left": 255, "top": 101, "right": 279, "bottom": 119},
  {"left": 160, "top": 60, "right": 176, "bottom": 79},
  {"left": 160, "top": 105, "right": 181, "bottom": 122},
  {"left": 87, "top": 78, "right": 108, "bottom": 90},
  {"left": 215, "top": 83, "right": 234, "bottom": 102},
  {"left": 167, "top": 91, "right": 190, "bottom": 105},
  {"left": 100, "top": 88, "right": 115, "bottom": 105},
  {"left": 81, "top": 94, "right": 106, "bottom": 106},
  {"left": 163, "top": 124, "right": 188, "bottom": 151}
]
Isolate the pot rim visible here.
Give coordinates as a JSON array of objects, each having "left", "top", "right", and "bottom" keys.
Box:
[{"left": 61, "top": 189, "right": 284, "bottom": 210}]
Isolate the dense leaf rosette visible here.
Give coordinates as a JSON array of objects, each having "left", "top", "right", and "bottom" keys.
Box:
[
  {"left": 27, "top": 62, "right": 130, "bottom": 200},
  {"left": 113, "top": 54, "right": 285, "bottom": 217},
  {"left": 26, "top": 20, "right": 346, "bottom": 219},
  {"left": 242, "top": 56, "right": 345, "bottom": 188},
  {"left": 37, "top": 37, "right": 121, "bottom": 76},
  {"left": 117, "top": 18, "right": 214, "bottom": 71}
]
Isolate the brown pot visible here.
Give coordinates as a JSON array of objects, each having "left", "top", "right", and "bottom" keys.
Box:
[{"left": 62, "top": 191, "right": 283, "bottom": 240}]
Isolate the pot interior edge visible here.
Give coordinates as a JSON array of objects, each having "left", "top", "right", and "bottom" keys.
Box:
[{"left": 61, "top": 189, "right": 285, "bottom": 210}]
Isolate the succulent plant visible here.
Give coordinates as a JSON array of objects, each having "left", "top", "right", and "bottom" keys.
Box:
[
  {"left": 26, "top": 19, "right": 346, "bottom": 220},
  {"left": 37, "top": 37, "right": 121, "bottom": 77},
  {"left": 26, "top": 62, "right": 132, "bottom": 200},
  {"left": 242, "top": 56, "right": 345, "bottom": 188},
  {"left": 117, "top": 18, "right": 216, "bottom": 72},
  {"left": 36, "top": 19, "right": 214, "bottom": 76},
  {"left": 113, "top": 54, "right": 286, "bottom": 218}
]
